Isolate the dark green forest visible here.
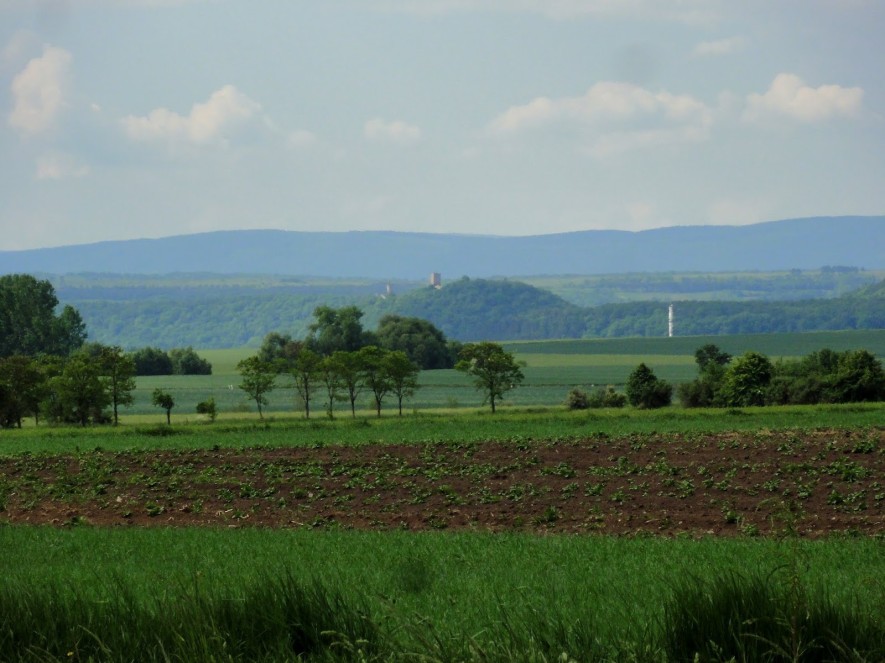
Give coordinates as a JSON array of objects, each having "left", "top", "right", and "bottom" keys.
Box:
[{"left": 54, "top": 272, "right": 885, "bottom": 349}]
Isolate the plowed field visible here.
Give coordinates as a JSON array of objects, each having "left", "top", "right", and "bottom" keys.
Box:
[{"left": 2, "top": 429, "right": 881, "bottom": 537}]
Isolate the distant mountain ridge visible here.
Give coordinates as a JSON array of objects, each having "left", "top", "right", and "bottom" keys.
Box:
[{"left": 2, "top": 216, "right": 883, "bottom": 278}]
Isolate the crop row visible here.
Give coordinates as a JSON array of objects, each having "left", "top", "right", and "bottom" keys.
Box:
[{"left": 1, "top": 428, "right": 881, "bottom": 537}]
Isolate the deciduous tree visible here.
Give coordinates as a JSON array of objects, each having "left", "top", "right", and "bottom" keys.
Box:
[
  {"left": 307, "top": 306, "right": 374, "bottom": 356},
  {"left": 720, "top": 352, "right": 773, "bottom": 407},
  {"left": 170, "top": 347, "right": 212, "bottom": 375},
  {"left": 50, "top": 354, "right": 110, "bottom": 426},
  {"left": 131, "top": 347, "right": 174, "bottom": 376},
  {"left": 98, "top": 345, "right": 136, "bottom": 425},
  {"left": 257, "top": 332, "right": 302, "bottom": 367},
  {"left": 375, "top": 315, "right": 456, "bottom": 369},
  {"left": 626, "top": 363, "right": 672, "bottom": 409},
  {"left": 0, "top": 274, "right": 86, "bottom": 357},
  {"left": 318, "top": 355, "right": 344, "bottom": 419},
  {"left": 358, "top": 346, "right": 391, "bottom": 418},
  {"left": 236, "top": 356, "right": 277, "bottom": 419},
  {"left": 329, "top": 350, "right": 364, "bottom": 418},
  {"left": 290, "top": 347, "right": 322, "bottom": 418},
  {"left": 455, "top": 342, "right": 524, "bottom": 413},
  {"left": 151, "top": 388, "right": 175, "bottom": 425},
  {"left": 383, "top": 350, "right": 420, "bottom": 416},
  {"left": 828, "top": 349, "right": 885, "bottom": 403},
  {"left": 0, "top": 355, "right": 43, "bottom": 428}
]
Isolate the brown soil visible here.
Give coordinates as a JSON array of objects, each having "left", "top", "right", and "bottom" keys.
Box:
[{"left": 1, "top": 429, "right": 882, "bottom": 537}]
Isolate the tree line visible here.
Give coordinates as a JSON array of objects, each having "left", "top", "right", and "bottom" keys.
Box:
[
  {"left": 64, "top": 275, "right": 885, "bottom": 348},
  {"left": 257, "top": 306, "right": 462, "bottom": 371},
  {"left": 0, "top": 274, "right": 215, "bottom": 427},
  {"left": 238, "top": 307, "right": 524, "bottom": 417},
  {"left": 566, "top": 344, "right": 885, "bottom": 412},
  {"left": 0, "top": 345, "right": 135, "bottom": 427},
  {"left": 678, "top": 344, "right": 885, "bottom": 408}
]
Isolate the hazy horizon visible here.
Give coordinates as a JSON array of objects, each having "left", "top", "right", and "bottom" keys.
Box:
[{"left": 2, "top": 1, "right": 883, "bottom": 251}]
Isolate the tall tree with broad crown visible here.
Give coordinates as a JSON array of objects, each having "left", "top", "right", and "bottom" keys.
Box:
[
  {"left": 0, "top": 355, "right": 43, "bottom": 428},
  {"left": 0, "top": 274, "right": 86, "bottom": 357},
  {"left": 455, "top": 342, "right": 524, "bottom": 413}
]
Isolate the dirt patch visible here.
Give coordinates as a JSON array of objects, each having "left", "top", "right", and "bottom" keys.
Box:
[{"left": 1, "top": 429, "right": 882, "bottom": 537}]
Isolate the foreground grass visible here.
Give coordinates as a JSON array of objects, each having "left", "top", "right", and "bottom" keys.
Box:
[
  {"left": 2, "top": 402, "right": 884, "bottom": 455},
  {"left": 0, "top": 527, "right": 882, "bottom": 661}
]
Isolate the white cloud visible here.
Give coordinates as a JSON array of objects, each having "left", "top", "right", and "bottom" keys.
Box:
[
  {"left": 121, "top": 85, "right": 262, "bottom": 145},
  {"left": 8, "top": 45, "right": 71, "bottom": 135},
  {"left": 35, "top": 152, "right": 89, "bottom": 180},
  {"left": 363, "top": 118, "right": 422, "bottom": 144},
  {"left": 490, "top": 81, "right": 713, "bottom": 155},
  {"left": 743, "top": 73, "right": 864, "bottom": 123},
  {"left": 693, "top": 35, "right": 745, "bottom": 57},
  {"left": 492, "top": 82, "right": 711, "bottom": 131}
]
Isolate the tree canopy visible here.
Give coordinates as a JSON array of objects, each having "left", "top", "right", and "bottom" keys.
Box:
[
  {"left": 375, "top": 314, "right": 457, "bottom": 369},
  {"left": 625, "top": 363, "right": 673, "bottom": 409},
  {"left": 306, "top": 305, "right": 375, "bottom": 356},
  {"left": 455, "top": 342, "right": 524, "bottom": 413},
  {"left": 0, "top": 274, "right": 86, "bottom": 357}
]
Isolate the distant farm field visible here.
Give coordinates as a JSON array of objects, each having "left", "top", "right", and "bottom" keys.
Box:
[
  {"left": 504, "top": 329, "right": 885, "bottom": 358},
  {"left": 123, "top": 330, "right": 885, "bottom": 418}
]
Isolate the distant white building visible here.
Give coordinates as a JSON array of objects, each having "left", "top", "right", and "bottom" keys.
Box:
[{"left": 430, "top": 272, "right": 441, "bottom": 289}]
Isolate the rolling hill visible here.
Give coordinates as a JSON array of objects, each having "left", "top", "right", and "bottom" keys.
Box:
[
  {"left": 68, "top": 275, "right": 885, "bottom": 348},
  {"left": 2, "top": 216, "right": 883, "bottom": 278}
]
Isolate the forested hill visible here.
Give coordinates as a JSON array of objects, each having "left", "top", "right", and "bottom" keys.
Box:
[
  {"left": 70, "top": 276, "right": 885, "bottom": 348},
  {"left": 851, "top": 279, "right": 885, "bottom": 299},
  {"left": 366, "top": 279, "right": 588, "bottom": 341},
  {"left": 3, "top": 216, "right": 884, "bottom": 277}
]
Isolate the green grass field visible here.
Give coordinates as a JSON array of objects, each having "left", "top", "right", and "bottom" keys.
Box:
[
  {"left": 3, "top": 403, "right": 884, "bottom": 456},
  {"left": 0, "top": 331, "right": 885, "bottom": 663},
  {"left": 2, "top": 330, "right": 883, "bottom": 660},
  {"left": 121, "top": 330, "right": 885, "bottom": 417},
  {"left": 1, "top": 527, "right": 882, "bottom": 661}
]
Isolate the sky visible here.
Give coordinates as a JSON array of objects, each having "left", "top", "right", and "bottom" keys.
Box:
[{"left": 0, "top": 0, "right": 883, "bottom": 251}]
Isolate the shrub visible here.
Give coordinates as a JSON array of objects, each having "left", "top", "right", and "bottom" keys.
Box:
[
  {"left": 131, "top": 347, "right": 173, "bottom": 376},
  {"left": 626, "top": 363, "right": 672, "bottom": 409},
  {"left": 565, "top": 388, "right": 590, "bottom": 410},
  {"left": 196, "top": 397, "right": 217, "bottom": 422},
  {"left": 170, "top": 347, "right": 213, "bottom": 375},
  {"left": 588, "top": 386, "right": 627, "bottom": 409}
]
